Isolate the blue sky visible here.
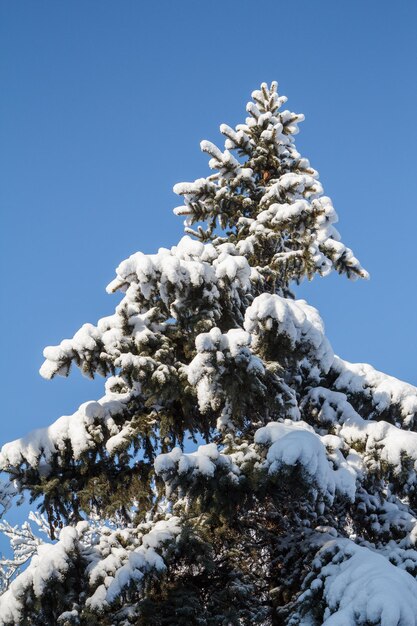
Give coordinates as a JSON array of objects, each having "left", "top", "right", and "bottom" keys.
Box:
[{"left": 0, "top": 1, "right": 416, "bottom": 526}]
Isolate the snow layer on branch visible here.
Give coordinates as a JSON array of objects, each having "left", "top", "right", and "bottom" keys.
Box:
[
  {"left": 40, "top": 236, "right": 253, "bottom": 381},
  {"left": 332, "top": 356, "right": 417, "bottom": 427},
  {"left": 259, "top": 173, "right": 323, "bottom": 205},
  {"left": 0, "top": 516, "right": 181, "bottom": 622},
  {"left": 0, "top": 380, "right": 139, "bottom": 471},
  {"left": 296, "top": 538, "right": 417, "bottom": 625},
  {"left": 255, "top": 421, "right": 356, "bottom": 502},
  {"left": 155, "top": 444, "right": 241, "bottom": 495},
  {"left": 0, "top": 526, "right": 78, "bottom": 625},
  {"left": 86, "top": 516, "right": 181, "bottom": 611},
  {"left": 304, "top": 386, "right": 417, "bottom": 485},
  {"left": 321, "top": 238, "right": 369, "bottom": 281},
  {"left": 188, "top": 326, "right": 267, "bottom": 429},
  {"left": 244, "top": 293, "right": 333, "bottom": 375},
  {"left": 156, "top": 420, "right": 356, "bottom": 503},
  {"left": 341, "top": 416, "right": 417, "bottom": 476},
  {"left": 39, "top": 308, "right": 158, "bottom": 380},
  {"left": 107, "top": 236, "right": 216, "bottom": 295}
]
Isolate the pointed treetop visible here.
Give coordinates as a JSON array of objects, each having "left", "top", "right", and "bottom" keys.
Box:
[{"left": 173, "top": 81, "right": 368, "bottom": 294}]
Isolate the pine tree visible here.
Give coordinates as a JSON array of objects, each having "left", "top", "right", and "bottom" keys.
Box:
[{"left": 1, "top": 82, "right": 417, "bottom": 625}]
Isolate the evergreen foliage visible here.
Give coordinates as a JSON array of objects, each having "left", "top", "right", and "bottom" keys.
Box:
[{"left": 1, "top": 82, "right": 417, "bottom": 625}]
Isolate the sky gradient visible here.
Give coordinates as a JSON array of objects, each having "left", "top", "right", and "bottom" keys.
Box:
[{"left": 1, "top": 1, "right": 416, "bottom": 527}]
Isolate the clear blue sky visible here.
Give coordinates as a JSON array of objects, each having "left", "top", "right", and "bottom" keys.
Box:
[{"left": 0, "top": 1, "right": 416, "bottom": 484}]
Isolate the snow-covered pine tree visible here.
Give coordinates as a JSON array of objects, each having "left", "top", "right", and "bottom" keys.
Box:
[{"left": 1, "top": 81, "right": 417, "bottom": 625}]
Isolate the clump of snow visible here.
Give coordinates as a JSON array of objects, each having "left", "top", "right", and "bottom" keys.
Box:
[
  {"left": 155, "top": 444, "right": 240, "bottom": 495},
  {"left": 155, "top": 443, "right": 221, "bottom": 478},
  {"left": 259, "top": 173, "right": 323, "bottom": 206},
  {"left": 294, "top": 538, "right": 417, "bottom": 625},
  {"left": 304, "top": 385, "right": 417, "bottom": 484},
  {"left": 255, "top": 421, "right": 356, "bottom": 502},
  {"left": 244, "top": 293, "right": 333, "bottom": 375},
  {"left": 332, "top": 357, "right": 417, "bottom": 427},
  {"left": 107, "top": 235, "right": 251, "bottom": 298},
  {"left": 156, "top": 419, "right": 357, "bottom": 506},
  {"left": 86, "top": 516, "right": 181, "bottom": 611},
  {"left": 302, "top": 386, "right": 359, "bottom": 426},
  {"left": 188, "top": 326, "right": 265, "bottom": 429},
  {"left": 341, "top": 416, "right": 417, "bottom": 477},
  {"left": 40, "top": 236, "right": 253, "bottom": 382},
  {"left": 0, "top": 516, "right": 182, "bottom": 622},
  {"left": 0, "top": 526, "right": 78, "bottom": 625},
  {"left": 0, "top": 381, "right": 140, "bottom": 471}
]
